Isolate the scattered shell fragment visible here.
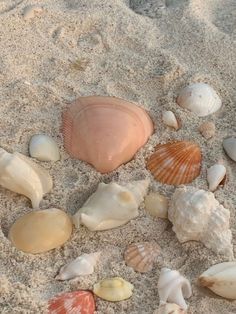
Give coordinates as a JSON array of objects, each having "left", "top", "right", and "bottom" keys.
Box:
[
  {"left": 48, "top": 290, "right": 95, "bottom": 314},
  {"left": 177, "top": 83, "right": 221, "bottom": 117},
  {"left": 145, "top": 193, "right": 168, "bottom": 218},
  {"left": 168, "top": 186, "right": 233, "bottom": 257},
  {"left": 199, "top": 121, "right": 215, "bottom": 139},
  {"left": 207, "top": 163, "right": 226, "bottom": 191},
  {"left": 0, "top": 148, "right": 52, "bottom": 208},
  {"left": 73, "top": 180, "right": 149, "bottom": 231},
  {"left": 29, "top": 134, "right": 60, "bottom": 161},
  {"left": 124, "top": 242, "right": 161, "bottom": 273},
  {"left": 146, "top": 141, "right": 201, "bottom": 185},
  {"left": 93, "top": 277, "right": 133, "bottom": 301},
  {"left": 162, "top": 111, "right": 179, "bottom": 130},
  {"left": 153, "top": 303, "right": 186, "bottom": 314},
  {"left": 62, "top": 96, "right": 153, "bottom": 173},
  {"left": 158, "top": 268, "right": 192, "bottom": 310},
  {"left": 199, "top": 262, "right": 236, "bottom": 299},
  {"left": 23, "top": 5, "right": 43, "bottom": 20},
  {"left": 56, "top": 252, "right": 101, "bottom": 280},
  {"left": 9, "top": 208, "right": 72, "bottom": 254},
  {"left": 223, "top": 137, "right": 236, "bottom": 162}
]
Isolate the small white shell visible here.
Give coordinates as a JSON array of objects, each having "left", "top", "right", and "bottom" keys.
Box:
[
  {"left": 207, "top": 164, "right": 226, "bottom": 191},
  {"left": 199, "top": 262, "right": 236, "bottom": 299},
  {"left": 29, "top": 134, "right": 60, "bottom": 162},
  {"left": 56, "top": 252, "right": 101, "bottom": 280},
  {"left": 23, "top": 5, "right": 44, "bottom": 20},
  {"left": 153, "top": 303, "right": 186, "bottom": 314},
  {"left": 199, "top": 121, "right": 215, "bottom": 139},
  {"left": 145, "top": 193, "right": 168, "bottom": 218},
  {"left": 177, "top": 83, "right": 221, "bottom": 117},
  {"left": 223, "top": 137, "right": 236, "bottom": 162},
  {"left": 162, "top": 111, "right": 179, "bottom": 130}
]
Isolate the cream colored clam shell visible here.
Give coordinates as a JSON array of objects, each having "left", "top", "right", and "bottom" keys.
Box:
[
  {"left": 29, "top": 134, "right": 60, "bottom": 161},
  {"left": 207, "top": 164, "right": 226, "bottom": 191}
]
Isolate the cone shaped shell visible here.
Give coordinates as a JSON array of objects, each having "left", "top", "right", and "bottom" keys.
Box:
[
  {"left": 62, "top": 96, "right": 153, "bottom": 173},
  {"left": 146, "top": 141, "right": 201, "bottom": 185}
]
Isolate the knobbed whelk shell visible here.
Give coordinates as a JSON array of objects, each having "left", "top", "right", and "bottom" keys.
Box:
[
  {"left": 153, "top": 303, "right": 186, "bottom": 314},
  {"left": 169, "top": 186, "right": 233, "bottom": 257},
  {"left": 0, "top": 148, "right": 52, "bottom": 208},
  {"left": 29, "top": 134, "right": 60, "bottom": 161},
  {"left": 145, "top": 192, "right": 168, "bottom": 218},
  {"left": 124, "top": 242, "right": 161, "bottom": 273},
  {"left": 162, "top": 111, "right": 179, "bottom": 130},
  {"left": 62, "top": 96, "right": 153, "bottom": 173},
  {"left": 158, "top": 268, "right": 192, "bottom": 310},
  {"left": 93, "top": 277, "right": 133, "bottom": 301},
  {"left": 207, "top": 163, "right": 226, "bottom": 191},
  {"left": 56, "top": 252, "right": 101, "bottom": 280},
  {"left": 9, "top": 208, "right": 72, "bottom": 254},
  {"left": 146, "top": 141, "right": 201, "bottom": 185},
  {"left": 223, "top": 137, "right": 236, "bottom": 162},
  {"left": 199, "top": 262, "right": 236, "bottom": 299},
  {"left": 177, "top": 83, "right": 221, "bottom": 117},
  {"left": 73, "top": 180, "right": 149, "bottom": 231}
]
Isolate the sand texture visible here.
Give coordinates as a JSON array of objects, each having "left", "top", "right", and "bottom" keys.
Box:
[{"left": 0, "top": 0, "right": 236, "bottom": 313}]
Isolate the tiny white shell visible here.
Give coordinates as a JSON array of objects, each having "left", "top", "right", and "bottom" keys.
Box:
[
  {"left": 207, "top": 164, "right": 226, "bottom": 191},
  {"left": 23, "top": 5, "right": 44, "bottom": 20},
  {"left": 177, "top": 83, "right": 221, "bottom": 117},
  {"left": 223, "top": 137, "right": 236, "bottom": 162},
  {"left": 29, "top": 134, "right": 60, "bottom": 162},
  {"left": 145, "top": 193, "right": 168, "bottom": 218},
  {"left": 162, "top": 111, "right": 179, "bottom": 130}
]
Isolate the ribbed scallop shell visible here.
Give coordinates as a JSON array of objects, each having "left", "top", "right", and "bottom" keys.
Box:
[
  {"left": 146, "top": 141, "right": 201, "bottom": 185},
  {"left": 124, "top": 242, "right": 161, "bottom": 273}
]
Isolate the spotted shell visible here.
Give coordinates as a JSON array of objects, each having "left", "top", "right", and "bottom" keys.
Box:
[
  {"left": 124, "top": 242, "right": 161, "bottom": 273},
  {"left": 48, "top": 290, "right": 95, "bottom": 314},
  {"left": 146, "top": 141, "right": 201, "bottom": 185}
]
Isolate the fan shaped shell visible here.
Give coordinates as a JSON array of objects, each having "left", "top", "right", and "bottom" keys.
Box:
[
  {"left": 124, "top": 242, "right": 161, "bottom": 273},
  {"left": 62, "top": 96, "right": 153, "bottom": 173},
  {"left": 146, "top": 141, "right": 201, "bottom": 185}
]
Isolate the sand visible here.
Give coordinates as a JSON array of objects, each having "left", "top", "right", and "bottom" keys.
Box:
[{"left": 0, "top": 0, "right": 236, "bottom": 313}]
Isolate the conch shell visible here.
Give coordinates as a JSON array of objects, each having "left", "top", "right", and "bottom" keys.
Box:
[
  {"left": 0, "top": 148, "right": 52, "bottom": 208},
  {"left": 158, "top": 268, "right": 192, "bottom": 310},
  {"left": 62, "top": 96, "right": 153, "bottom": 173},
  {"left": 168, "top": 186, "right": 233, "bottom": 257},
  {"left": 199, "top": 262, "right": 236, "bottom": 299},
  {"left": 153, "top": 303, "right": 186, "bottom": 314},
  {"left": 73, "top": 180, "right": 149, "bottom": 231}
]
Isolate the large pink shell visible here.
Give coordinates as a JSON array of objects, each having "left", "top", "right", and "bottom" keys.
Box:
[{"left": 62, "top": 96, "right": 153, "bottom": 173}]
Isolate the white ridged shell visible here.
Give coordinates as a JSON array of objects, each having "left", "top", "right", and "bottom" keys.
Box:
[{"left": 29, "top": 134, "right": 60, "bottom": 161}]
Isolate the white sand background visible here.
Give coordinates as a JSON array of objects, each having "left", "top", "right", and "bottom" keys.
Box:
[{"left": 0, "top": 0, "right": 236, "bottom": 313}]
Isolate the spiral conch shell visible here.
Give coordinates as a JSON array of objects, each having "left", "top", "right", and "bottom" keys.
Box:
[
  {"left": 73, "top": 180, "right": 149, "bottom": 231},
  {"left": 0, "top": 148, "right": 52, "bottom": 208},
  {"left": 158, "top": 268, "right": 192, "bottom": 310},
  {"left": 168, "top": 186, "right": 233, "bottom": 257},
  {"left": 153, "top": 303, "right": 186, "bottom": 314},
  {"left": 62, "top": 96, "right": 153, "bottom": 173},
  {"left": 199, "top": 262, "right": 236, "bottom": 299}
]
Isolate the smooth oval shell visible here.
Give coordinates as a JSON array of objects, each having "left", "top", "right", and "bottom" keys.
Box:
[
  {"left": 48, "top": 290, "right": 95, "bottom": 314},
  {"left": 124, "top": 242, "right": 161, "bottom": 273},
  {"left": 145, "top": 193, "right": 168, "bottom": 218},
  {"left": 93, "top": 277, "right": 133, "bottom": 301},
  {"left": 62, "top": 96, "right": 153, "bottom": 173},
  {"left": 29, "top": 134, "right": 60, "bottom": 161},
  {"left": 153, "top": 303, "right": 186, "bottom": 314},
  {"left": 207, "top": 164, "right": 226, "bottom": 191},
  {"left": 9, "top": 208, "right": 72, "bottom": 254},
  {"left": 177, "top": 83, "right": 221, "bottom": 117},
  {"left": 146, "top": 141, "right": 201, "bottom": 185},
  {"left": 223, "top": 137, "right": 236, "bottom": 162}
]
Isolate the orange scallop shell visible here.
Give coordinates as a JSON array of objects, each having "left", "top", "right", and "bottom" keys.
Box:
[
  {"left": 62, "top": 96, "right": 153, "bottom": 173},
  {"left": 146, "top": 141, "right": 201, "bottom": 185},
  {"left": 48, "top": 290, "right": 95, "bottom": 314}
]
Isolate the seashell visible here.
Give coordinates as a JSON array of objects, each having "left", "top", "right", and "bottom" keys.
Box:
[
  {"left": 23, "top": 5, "right": 44, "bottom": 20},
  {"left": 29, "top": 134, "right": 60, "bottom": 161},
  {"left": 223, "top": 137, "right": 236, "bottom": 162},
  {"left": 62, "top": 96, "right": 153, "bottom": 173},
  {"left": 146, "top": 141, "right": 201, "bottom": 185},
  {"left": 9, "top": 208, "right": 72, "bottom": 254},
  {"left": 73, "top": 180, "right": 149, "bottom": 231},
  {"left": 199, "top": 121, "right": 215, "bottom": 139},
  {"left": 56, "top": 252, "right": 101, "bottom": 280},
  {"left": 0, "top": 148, "right": 52, "bottom": 208},
  {"left": 93, "top": 277, "right": 133, "bottom": 301},
  {"left": 153, "top": 303, "right": 186, "bottom": 314},
  {"left": 124, "top": 242, "right": 161, "bottom": 273},
  {"left": 177, "top": 83, "right": 221, "bottom": 117},
  {"left": 207, "top": 163, "right": 226, "bottom": 191},
  {"left": 199, "top": 262, "right": 236, "bottom": 299},
  {"left": 145, "top": 192, "right": 168, "bottom": 218},
  {"left": 168, "top": 186, "right": 233, "bottom": 257},
  {"left": 162, "top": 111, "right": 179, "bottom": 130},
  {"left": 158, "top": 268, "right": 192, "bottom": 310},
  {"left": 48, "top": 290, "right": 95, "bottom": 314}
]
